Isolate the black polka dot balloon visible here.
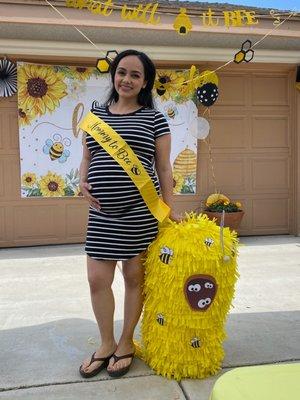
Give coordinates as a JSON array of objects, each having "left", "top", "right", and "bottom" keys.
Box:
[{"left": 196, "top": 83, "right": 219, "bottom": 107}]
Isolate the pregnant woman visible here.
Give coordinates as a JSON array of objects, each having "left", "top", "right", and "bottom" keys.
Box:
[{"left": 79, "top": 49, "right": 178, "bottom": 378}]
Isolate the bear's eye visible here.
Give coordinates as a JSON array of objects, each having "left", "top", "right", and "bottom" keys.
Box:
[{"left": 204, "top": 282, "right": 213, "bottom": 289}]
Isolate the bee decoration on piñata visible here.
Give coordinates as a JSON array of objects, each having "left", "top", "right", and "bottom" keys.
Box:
[
  {"left": 43, "top": 134, "right": 71, "bottom": 163},
  {"left": 204, "top": 237, "right": 214, "bottom": 247},
  {"left": 140, "top": 214, "right": 239, "bottom": 380},
  {"left": 191, "top": 337, "right": 201, "bottom": 348},
  {"left": 156, "top": 313, "right": 165, "bottom": 326},
  {"left": 159, "top": 246, "right": 174, "bottom": 265}
]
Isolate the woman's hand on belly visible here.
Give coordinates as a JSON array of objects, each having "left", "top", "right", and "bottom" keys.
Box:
[{"left": 80, "top": 181, "right": 101, "bottom": 211}]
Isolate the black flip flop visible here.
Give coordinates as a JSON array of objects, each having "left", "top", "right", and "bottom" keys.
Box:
[
  {"left": 107, "top": 352, "right": 135, "bottom": 378},
  {"left": 79, "top": 351, "right": 114, "bottom": 378}
]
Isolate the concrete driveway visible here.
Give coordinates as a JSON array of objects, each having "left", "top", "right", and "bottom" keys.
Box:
[{"left": 0, "top": 235, "right": 299, "bottom": 399}]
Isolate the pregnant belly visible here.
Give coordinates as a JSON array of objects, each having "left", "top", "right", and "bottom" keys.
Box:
[{"left": 88, "top": 154, "right": 159, "bottom": 212}]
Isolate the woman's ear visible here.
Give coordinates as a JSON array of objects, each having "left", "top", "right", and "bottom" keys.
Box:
[{"left": 143, "top": 80, "right": 147, "bottom": 89}]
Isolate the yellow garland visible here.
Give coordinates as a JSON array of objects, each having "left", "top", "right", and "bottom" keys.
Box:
[{"left": 138, "top": 213, "right": 239, "bottom": 380}]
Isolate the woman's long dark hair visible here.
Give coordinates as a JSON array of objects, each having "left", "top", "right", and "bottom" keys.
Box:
[{"left": 104, "top": 49, "right": 156, "bottom": 109}]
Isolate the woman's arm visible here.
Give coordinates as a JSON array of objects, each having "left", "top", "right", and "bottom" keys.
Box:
[
  {"left": 79, "top": 139, "right": 101, "bottom": 210},
  {"left": 155, "top": 135, "right": 181, "bottom": 222}
]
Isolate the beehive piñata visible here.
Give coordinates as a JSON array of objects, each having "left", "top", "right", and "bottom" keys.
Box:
[{"left": 139, "top": 213, "right": 239, "bottom": 380}]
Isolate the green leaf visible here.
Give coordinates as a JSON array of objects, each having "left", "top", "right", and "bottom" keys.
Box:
[{"left": 64, "top": 187, "right": 75, "bottom": 196}]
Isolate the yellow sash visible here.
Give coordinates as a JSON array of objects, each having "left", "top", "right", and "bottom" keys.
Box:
[{"left": 79, "top": 111, "right": 170, "bottom": 222}]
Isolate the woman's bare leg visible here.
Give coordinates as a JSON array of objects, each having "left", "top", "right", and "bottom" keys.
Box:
[
  {"left": 107, "top": 253, "right": 144, "bottom": 372},
  {"left": 81, "top": 256, "right": 117, "bottom": 374}
]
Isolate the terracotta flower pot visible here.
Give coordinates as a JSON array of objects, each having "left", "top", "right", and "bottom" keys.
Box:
[{"left": 203, "top": 211, "right": 245, "bottom": 231}]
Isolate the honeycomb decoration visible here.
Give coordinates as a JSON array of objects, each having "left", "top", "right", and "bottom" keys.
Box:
[
  {"left": 96, "top": 50, "right": 118, "bottom": 73},
  {"left": 138, "top": 213, "right": 239, "bottom": 380},
  {"left": 234, "top": 40, "right": 254, "bottom": 64}
]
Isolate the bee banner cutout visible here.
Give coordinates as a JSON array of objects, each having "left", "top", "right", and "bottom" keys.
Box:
[{"left": 137, "top": 213, "right": 239, "bottom": 380}]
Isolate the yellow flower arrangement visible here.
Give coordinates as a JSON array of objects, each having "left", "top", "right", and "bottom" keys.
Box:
[
  {"left": 205, "top": 193, "right": 243, "bottom": 213},
  {"left": 22, "top": 172, "right": 37, "bottom": 187},
  {"left": 154, "top": 70, "right": 185, "bottom": 101},
  {"left": 18, "top": 64, "right": 67, "bottom": 118},
  {"left": 39, "top": 171, "right": 66, "bottom": 197},
  {"left": 69, "top": 66, "right": 93, "bottom": 81}
]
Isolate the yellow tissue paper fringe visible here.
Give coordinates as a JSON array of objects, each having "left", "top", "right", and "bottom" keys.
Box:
[{"left": 139, "top": 213, "right": 239, "bottom": 380}]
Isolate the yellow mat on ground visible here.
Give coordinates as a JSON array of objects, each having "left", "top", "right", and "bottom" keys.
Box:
[{"left": 210, "top": 363, "right": 300, "bottom": 400}]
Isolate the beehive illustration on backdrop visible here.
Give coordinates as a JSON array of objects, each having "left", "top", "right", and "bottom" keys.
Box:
[
  {"left": 140, "top": 214, "right": 239, "bottom": 380},
  {"left": 173, "top": 146, "right": 197, "bottom": 194}
]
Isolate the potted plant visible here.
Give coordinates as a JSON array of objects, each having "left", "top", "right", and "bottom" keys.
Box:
[{"left": 202, "top": 193, "right": 244, "bottom": 231}]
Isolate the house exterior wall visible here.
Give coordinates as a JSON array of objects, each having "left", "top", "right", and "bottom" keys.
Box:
[
  {"left": 0, "top": 1, "right": 299, "bottom": 246},
  {"left": 0, "top": 58, "right": 298, "bottom": 247}
]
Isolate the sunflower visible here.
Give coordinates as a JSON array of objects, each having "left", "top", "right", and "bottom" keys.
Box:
[
  {"left": 18, "top": 107, "right": 35, "bottom": 126},
  {"left": 39, "top": 171, "right": 66, "bottom": 197},
  {"left": 173, "top": 171, "right": 185, "bottom": 194},
  {"left": 154, "top": 70, "right": 185, "bottom": 101},
  {"left": 195, "top": 70, "right": 219, "bottom": 88},
  {"left": 22, "top": 172, "right": 37, "bottom": 188},
  {"left": 18, "top": 64, "right": 67, "bottom": 118},
  {"left": 178, "top": 65, "right": 198, "bottom": 98},
  {"left": 69, "top": 66, "right": 93, "bottom": 81}
]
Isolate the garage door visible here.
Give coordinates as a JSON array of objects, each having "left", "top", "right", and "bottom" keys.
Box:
[{"left": 196, "top": 65, "right": 294, "bottom": 235}]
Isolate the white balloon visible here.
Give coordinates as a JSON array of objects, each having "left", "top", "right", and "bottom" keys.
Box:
[
  {"left": 197, "top": 117, "right": 210, "bottom": 139},
  {"left": 189, "top": 117, "right": 210, "bottom": 139}
]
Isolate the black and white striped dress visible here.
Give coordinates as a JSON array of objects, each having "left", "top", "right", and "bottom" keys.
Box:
[{"left": 85, "top": 104, "right": 170, "bottom": 261}]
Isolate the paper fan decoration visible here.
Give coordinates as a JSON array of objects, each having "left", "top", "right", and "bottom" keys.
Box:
[{"left": 0, "top": 58, "right": 17, "bottom": 97}]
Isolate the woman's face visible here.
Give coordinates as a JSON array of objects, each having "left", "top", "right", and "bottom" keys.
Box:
[{"left": 114, "top": 55, "right": 147, "bottom": 101}]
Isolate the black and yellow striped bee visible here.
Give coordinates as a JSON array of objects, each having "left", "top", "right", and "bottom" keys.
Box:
[
  {"left": 159, "top": 246, "right": 174, "bottom": 264},
  {"left": 156, "top": 313, "right": 165, "bottom": 326},
  {"left": 167, "top": 107, "right": 176, "bottom": 119},
  {"left": 131, "top": 165, "right": 141, "bottom": 175},
  {"left": 191, "top": 337, "right": 201, "bottom": 348},
  {"left": 204, "top": 238, "right": 214, "bottom": 247},
  {"left": 43, "top": 134, "right": 71, "bottom": 163}
]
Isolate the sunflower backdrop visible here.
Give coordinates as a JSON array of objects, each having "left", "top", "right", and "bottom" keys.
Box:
[
  {"left": 18, "top": 63, "right": 198, "bottom": 197},
  {"left": 18, "top": 62, "right": 111, "bottom": 197}
]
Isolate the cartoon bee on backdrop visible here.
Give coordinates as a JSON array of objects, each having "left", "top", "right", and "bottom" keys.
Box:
[
  {"left": 162, "top": 102, "right": 184, "bottom": 127},
  {"left": 165, "top": 105, "right": 178, "bottom": 120},
  {"left": 137, "top": 214, "right": 239, "bottom": 380},
  {"left": 43, "top": 134, "right": 71, "bottom": 163}
]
